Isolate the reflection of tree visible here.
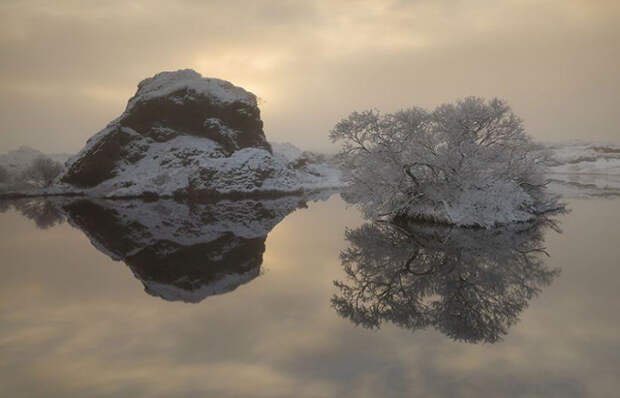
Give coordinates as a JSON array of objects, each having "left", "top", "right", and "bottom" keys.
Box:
[
  {"left": 332, "top": 218, "right": 561, "bottom": 343},
  {"left": 0, "top": 199, "right": 65, "bottom": 229}
]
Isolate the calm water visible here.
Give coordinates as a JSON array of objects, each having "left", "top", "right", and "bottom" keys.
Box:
[{"left": 0, "top": 194, "right": 619, "bottom": 397}]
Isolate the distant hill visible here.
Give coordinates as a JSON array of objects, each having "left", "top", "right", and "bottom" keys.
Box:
[
  {"left": 0, "top": 146, "right": 70, "bottom": 177},
  {"left": 545, "top": 141, "right": 620, "bottom": 198}
]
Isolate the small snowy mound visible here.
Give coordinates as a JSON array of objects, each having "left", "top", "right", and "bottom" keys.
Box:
[
  {"left": 271, "top": 142, "right": 344, "bottom": 191},
  {"left": 271, "top": 142, "right": 304, "bottom": 162}
]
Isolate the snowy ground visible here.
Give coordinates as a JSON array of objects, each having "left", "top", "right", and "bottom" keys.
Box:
[
  {"left": 0, "top": 141, "right": 343, "bottom": 197},
  {"left": 545, "top": 141, "right": 620, "bottom": 198},
  {"left": 2, "top": 141, "right": 619, "bottom": 199}
]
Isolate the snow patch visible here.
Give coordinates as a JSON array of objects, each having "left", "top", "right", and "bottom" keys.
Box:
[{"left": 127, "top": 69, "right": 256, "bottom": 111}]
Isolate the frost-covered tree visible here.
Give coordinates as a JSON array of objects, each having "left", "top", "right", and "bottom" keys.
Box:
[
  {"left": 330, "top": 97, "right": 561, "bottom": 227},
  {"left": 21, "top": 156, "right": 64, "bottom": 187}
]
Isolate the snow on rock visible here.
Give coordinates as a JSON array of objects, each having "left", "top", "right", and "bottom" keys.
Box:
[
  {"left": 54, "top": 70, "right": 342, "bottom": 198},
  {"left": 127, "top": 69, "right": 257, "bottom": 110},
  {"left": 188, "top": 147, "right": 301, "bottom": 196},
  {"left": 65, "top": 133, "right": 227, "bottom": 197}
]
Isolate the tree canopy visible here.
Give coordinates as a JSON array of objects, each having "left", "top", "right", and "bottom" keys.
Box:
[
  {"left": 21, "top": 156, "right": 64, "bottom": 187},
  {"left": 330, "top": 97, "right": 561, "bottom": 227}
]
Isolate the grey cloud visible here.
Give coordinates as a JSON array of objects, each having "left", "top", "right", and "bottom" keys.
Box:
[{"left": 0, "top": 0, "right": 618, "bottom": 153}]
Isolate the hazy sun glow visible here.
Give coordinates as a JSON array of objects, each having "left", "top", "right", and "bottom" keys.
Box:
[{"left": 0, "top": 0, "right": 618, "bottom": 153}]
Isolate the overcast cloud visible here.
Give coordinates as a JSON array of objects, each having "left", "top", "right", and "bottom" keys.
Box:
[{"left": 0, "top": 0, "right": 618, "bottom": 153}]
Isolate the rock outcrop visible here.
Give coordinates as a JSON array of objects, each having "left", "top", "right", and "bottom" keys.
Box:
[{"left": 57, "top": 70, "right": 340, "bottom": 198}]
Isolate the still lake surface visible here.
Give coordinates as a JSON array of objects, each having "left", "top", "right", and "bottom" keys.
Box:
[{"left": 0, "top": 194, "right": 618, "bottom": 397}]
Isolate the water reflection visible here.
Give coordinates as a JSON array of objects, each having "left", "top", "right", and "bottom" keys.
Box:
[
  {"left": 332, "top": 217, "right": 562, "bottom": 343},
  {"left": 1, "top": 195, "right": 325, "bottom": 302},
  {"left": 0, "top": 198, "right": 65, "bottom": 228}
]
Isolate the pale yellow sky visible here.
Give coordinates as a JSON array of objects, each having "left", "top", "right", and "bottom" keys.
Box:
[{"left": 0, "top": 0, "right": 619, "bottom": 153}]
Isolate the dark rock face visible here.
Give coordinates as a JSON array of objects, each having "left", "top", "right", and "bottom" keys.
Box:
[
  {"left": 62, "top": 126, "right": 142, "bottom": 187},
  {"left": 120, "top": 88, "right": 267, "bottom": 152},
  {"left": 61, "top": 70, "right": 271, "bottom": 189}
]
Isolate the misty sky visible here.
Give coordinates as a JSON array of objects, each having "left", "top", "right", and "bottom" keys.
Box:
[{"left": 1, "top": 0, "right": 619, "bottom": 154}]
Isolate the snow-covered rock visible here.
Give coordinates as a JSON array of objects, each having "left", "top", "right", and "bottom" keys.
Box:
[
  {"left": 54, "top": 69, "right": 342, "bottom": 198},
  {"left": 60, "top": 69, "right": 270, "bottom": 193},
  {"left": 187, "top": 147, "right": 302, "bottom": 196},
  {"left": 271, "top": 142, "right": 343, "bottom": 192}
]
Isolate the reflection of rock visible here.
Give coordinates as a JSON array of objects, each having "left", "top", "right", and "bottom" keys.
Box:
[
  {"left": 332, "top": 217, "right": 561, "bottom": 343},
  {"left": 60, "top": 196, "right": 316, "bottom": 302},
  {"left": 131, "top": 236, "right": 264, "bottom": 302},
  {"left": 3, "top": 192, "right": 335, "bottom": 302}
]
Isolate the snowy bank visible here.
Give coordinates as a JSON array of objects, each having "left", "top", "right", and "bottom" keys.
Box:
[{"left": 545, "top": 141, "right": 620, "bottom": 198}]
